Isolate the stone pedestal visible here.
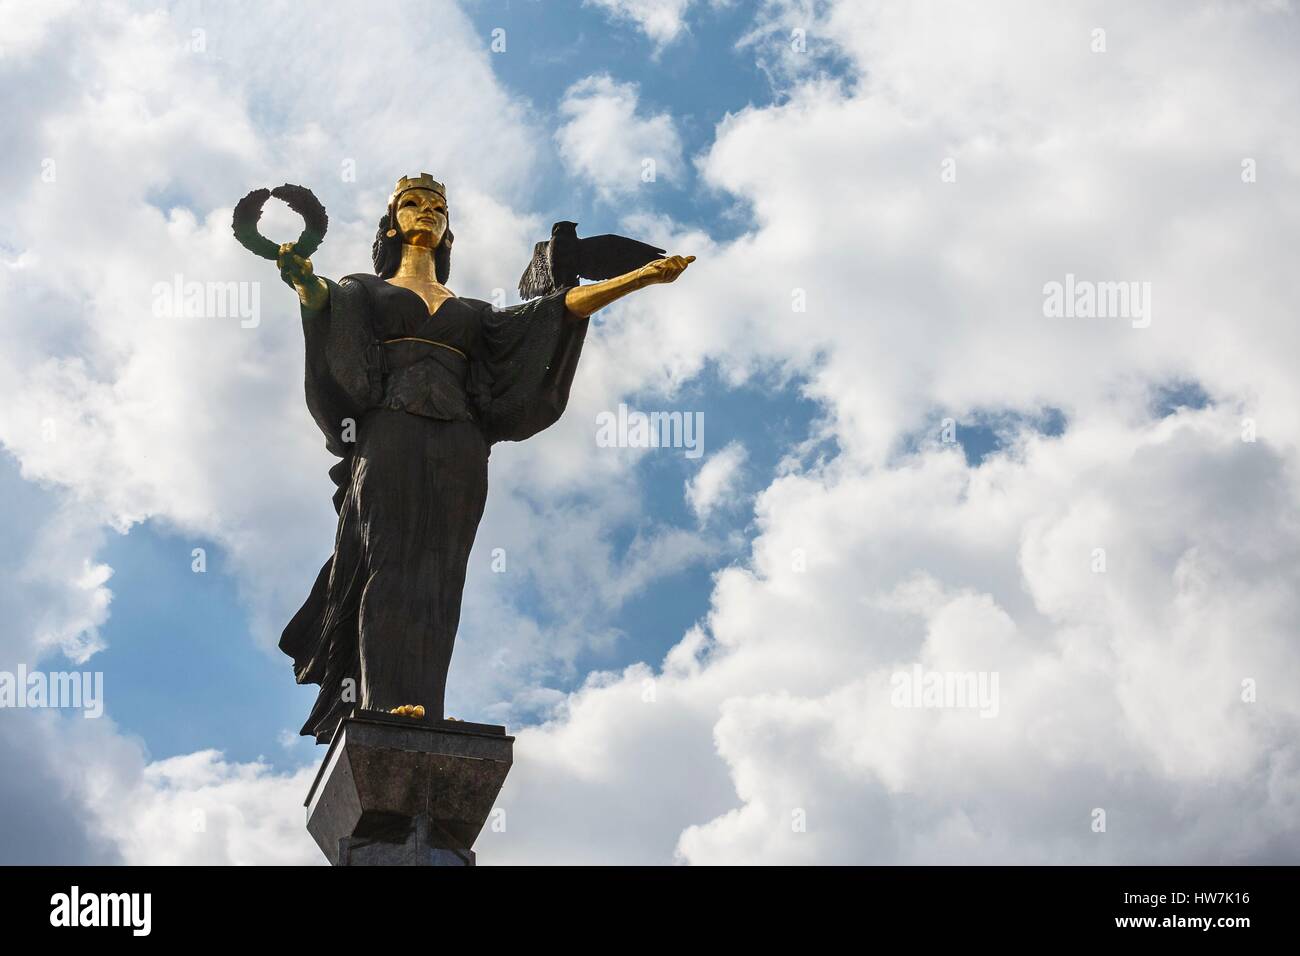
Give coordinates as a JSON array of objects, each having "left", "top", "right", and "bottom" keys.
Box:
[{"left": 305, "top": 710, "right": 513, "bottom": 866}]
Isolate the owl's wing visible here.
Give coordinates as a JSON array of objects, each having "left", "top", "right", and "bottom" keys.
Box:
[{"left": 517, "top": 241, "right": 555, "bottom": 300}]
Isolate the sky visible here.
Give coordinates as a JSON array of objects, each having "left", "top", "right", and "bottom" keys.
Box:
[{"left": 0, "top": 0, "right": 1298, "bottom": 865}]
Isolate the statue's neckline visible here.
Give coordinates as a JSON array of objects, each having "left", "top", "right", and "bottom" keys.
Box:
[{"left": 384, "top": 279, "right": 459, "bottom": 320}]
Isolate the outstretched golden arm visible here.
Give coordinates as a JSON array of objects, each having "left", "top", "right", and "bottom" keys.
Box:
[{"left": 563, "top": 255, "right": 696, "bottom": 319}]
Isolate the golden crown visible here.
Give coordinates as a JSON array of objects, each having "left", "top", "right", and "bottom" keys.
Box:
[{"left": 390, "top": 173, "right": 446, "bottom": 207}]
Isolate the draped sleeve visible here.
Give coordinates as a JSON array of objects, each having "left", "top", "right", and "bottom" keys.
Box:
[
  {"left": 465, "top": 288, "right": 591, "bottom": 445},
  {"left": 281, "top": 274, "right": 380, "bottom": 731},
  {"left": 300, "top": 274, "right": 383, "bottom": 511}
]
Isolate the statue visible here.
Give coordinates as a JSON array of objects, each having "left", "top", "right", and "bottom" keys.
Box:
[{"left": 252, "top": 174, "right": 693, "bottom": 743}]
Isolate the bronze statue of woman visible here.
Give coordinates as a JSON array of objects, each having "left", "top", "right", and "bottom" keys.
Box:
[{"left": 275, "top": 174, "right": 693, "bottom": 742}]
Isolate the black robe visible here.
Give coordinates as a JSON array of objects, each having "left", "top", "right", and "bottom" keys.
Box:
[{"left": 279, "top": 273, "right": 587, "bottom": 742}]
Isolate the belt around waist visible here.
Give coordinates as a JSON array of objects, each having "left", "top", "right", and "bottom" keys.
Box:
[{"left": 382, "top": 336, "right": 467, "bottom": 360}]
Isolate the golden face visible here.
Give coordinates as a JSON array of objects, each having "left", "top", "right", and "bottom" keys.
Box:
[{"left": 393, "top": 188, "right": 448, "bottom": 247}]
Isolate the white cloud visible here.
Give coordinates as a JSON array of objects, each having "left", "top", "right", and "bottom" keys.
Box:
[
  {"left": 485, "top": 407, "right": 1300, "bottom": 864},
  {"left": 556, "top": 74, "right": 686, "bottom": 200},
  {"left": 90, "top": 749, "right": 321, "bottom": 866},
  {"left": 14, "top": 506, "right": 113, "bottom": 665},
  {"left": 28, "top": 711, "right": 321, "bottom": 866},
  {"left": 485, "top": 0, "right": 1300, "bottom": 863},
  {"left": 686, "top": 441, "right": 747, "bottom": 521},
  {"left": 584, "top": 0, "right": 697, "bottom": 45}
]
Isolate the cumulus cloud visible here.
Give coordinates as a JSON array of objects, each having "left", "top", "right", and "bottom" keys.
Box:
[
  {"left": 87, "top": 748, "right": 320, "bottom": 866},
  {"left": 485, "top": 407, "right": 1300, "bottom": 864},
  {"left": 485, "top": 0, "right": 1300, "bottom": 863},
  {"left": 556, "top": 74, "right": 686, "bottom": 200},
  {"left": 584, "top": 0, "right": 697, "bottom": 46},
  {"left": 685, "top": 441, "right": 747, "bottom": 521},
  {"left": 9, "top": 705, "right": 320, "bottom": 866}
]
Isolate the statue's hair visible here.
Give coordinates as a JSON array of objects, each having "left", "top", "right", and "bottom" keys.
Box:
[{"left": 372, "top": 213, "right": 454, "bottom": 283}]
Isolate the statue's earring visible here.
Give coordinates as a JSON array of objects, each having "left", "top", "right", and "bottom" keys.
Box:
[{"left": 386, "top": 228, "right": 397, "bottom": 238}]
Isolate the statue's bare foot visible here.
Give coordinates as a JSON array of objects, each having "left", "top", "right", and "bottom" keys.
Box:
[{"left": 390, "top": 704, "right": 425, "bottom": 718}]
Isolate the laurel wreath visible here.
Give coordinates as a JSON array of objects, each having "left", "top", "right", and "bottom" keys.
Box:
[{"left": 231, "top": 183, "right": 328, "bottom": 261}]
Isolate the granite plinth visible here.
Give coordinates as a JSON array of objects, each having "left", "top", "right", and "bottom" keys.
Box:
[{"left": 305, "top": 710, "right": 513, "bottom": 866}]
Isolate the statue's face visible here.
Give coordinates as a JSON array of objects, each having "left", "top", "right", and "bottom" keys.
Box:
[{"left": 394, "top": 188, "right": 447, "bottom": 248}]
